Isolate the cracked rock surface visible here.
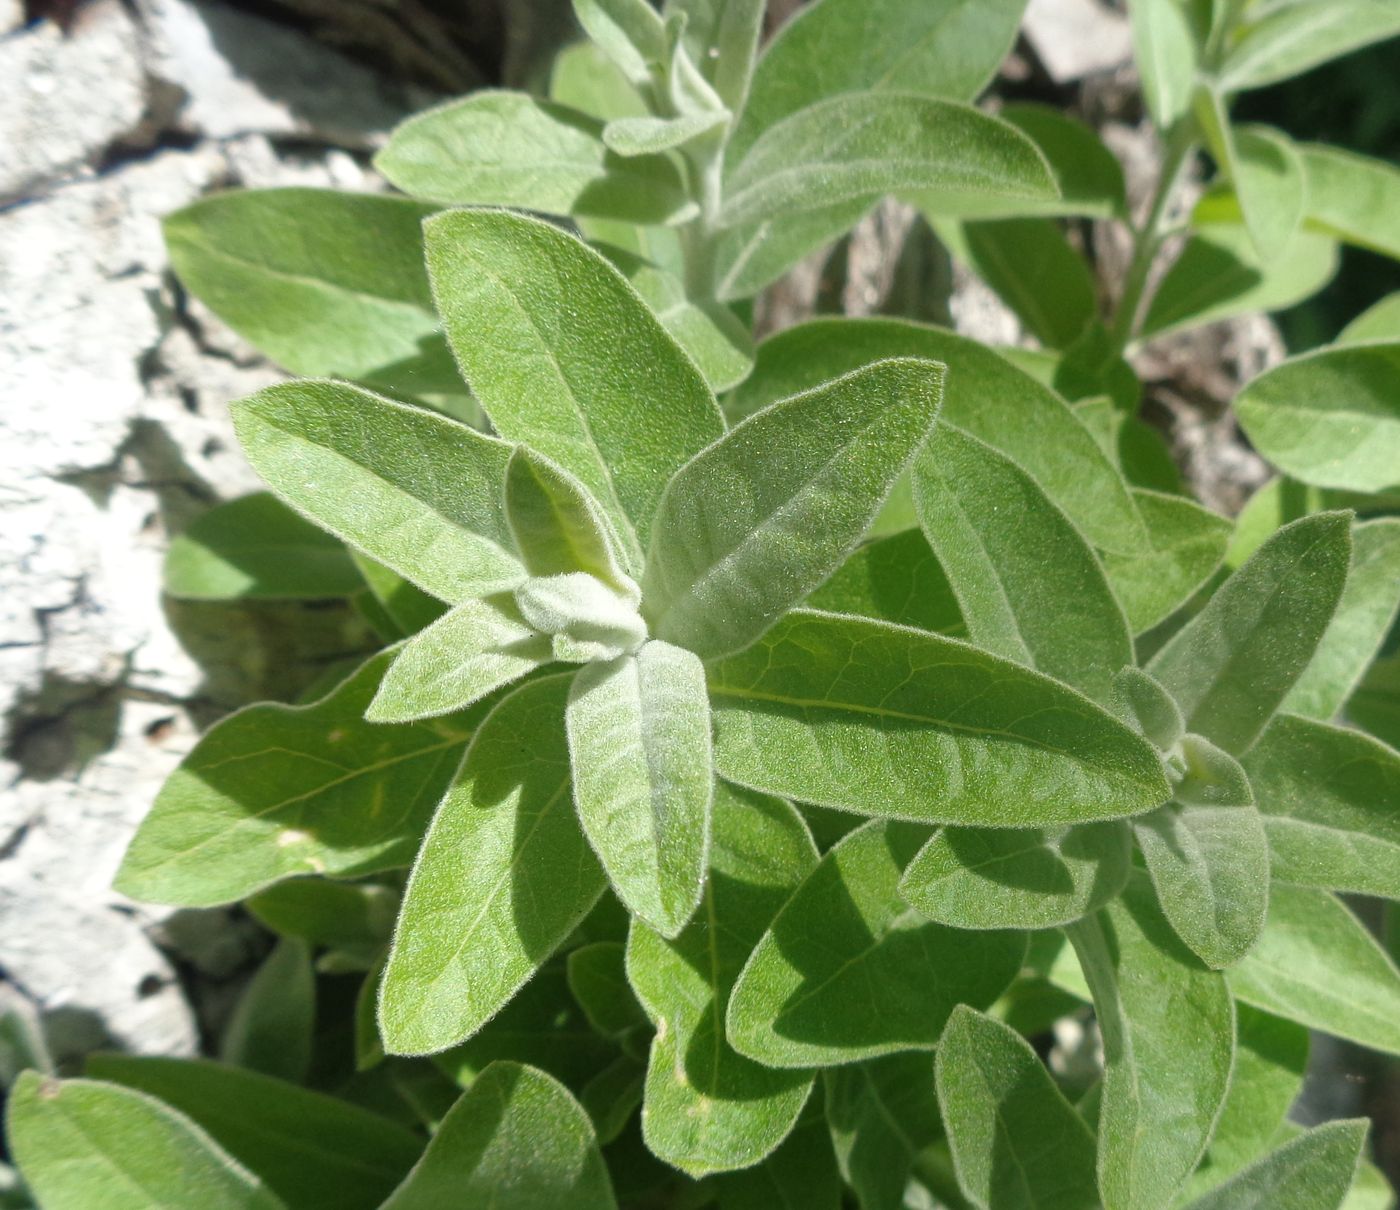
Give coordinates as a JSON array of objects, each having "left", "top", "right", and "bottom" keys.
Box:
[{"left": 1, "top": 0, "right": 424, "bottom": 1064}]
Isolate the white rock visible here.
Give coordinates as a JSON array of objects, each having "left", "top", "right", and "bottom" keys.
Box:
[
  {"left": 0, "top": 0, "right": 148, "bottom": 202},
  {"left": 1023, "top": 0, "right": 1134, "bottom": 83}
]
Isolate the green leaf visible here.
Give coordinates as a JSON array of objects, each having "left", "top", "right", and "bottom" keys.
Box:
[
  {"left": 580, "top": 1055, "right": 645, "bottom": 1144},
  {"left": 643, "top": 358, "right": 944, "bottom": 659},
  {"left": 1219, "top": 1, "right": 1400, "bottom": 91},
  {"left": 708, "top": 610, "right": 1169, "bottom": 826},
  {"left": 116, "top": 651, "right": 471, "bottom": 906},
  {"left": 913, "top": 423, "right": 1132, "bottom": 703},
  {"left": 1127, "top": 0, "right": 1196, "bottom": 128},
  {"left": 574, "top": 0, "right": 667, "bottom": 83},
  {"left": 626, "top": 784, "right": 818, "bottom": 1175},
  {"left": 1350, "top": 655, "right": 1400, "bottom": 749},
  {"left": 936, "top": 1006, "right": 1098, "bottom": 1210},
  {"left": 938, "top": 219, "right": 1097, "bottom": 348},
  {"left": 1113, "top": 665, "right": 1185, "bottom": 751},
  {"left": 220, "top": 938, "right": 315, "bottom": 1084},
  {"left": 1340, "top": 292, "right": 1400, "bottom": 343},
  {"left": 379, "top": 675, "right": 606, "bottom": 1055},
  {"left": 163, "top": 189, "right": 442, "bottom": 384},
  {"left": 6, "top": 1072, "right": 284, "bottom": 1210},
  {"left": 603, "top": 112, "right": 728, "bottom": 156},
  {"left": 246, "top": 878, "right": 397, "bottom": 951},
  {"left": 549, "top": 41, "right": 648, "bottom": 121},
  {"left": 1133, "top": 754, "right": 1270, "bottom": 968},
  {"left": 1231, "top": 125, "right": 1309, "bottom": 262},
  {"left": 566, "top": 943, "right": 648, "bottom": 1039},
  {"left": 667, "top": 0, "right": 764, "bottom": 114},
  {"left": 1067, "top": 878, "right": 1235, "bottom": 1210},
  {"left": 1287, "top": 519, "right": 1400, "bottom": 718},
  {"left": 566, "top": 641, "right": 712, "bottom": 937},
  {"left": 1101, "top": 489, "right": 1232, "bottom": 634},
  {"left": 350, "top": 554, "right": 447, "bottom": 637},
  {"left": 229, "top": 380, "right": 521, "bottom": 603},
  {"left": 1181, "top": 1006, "right": 1309, "bottom": 1199},
  {"left": 729, "top": 318, "right": 1148, "bottom": 555},
  {"left": 1182, "top": 1119, "right": 1368, "bottom": 1210},
  {"left": 730, "top": 0, "right": 1029, "bottom": 163},
  {"left": 1302, "top": 143, "right": 1400, "bottom": 259},
  {"left": 725, "top": 820, "right": 1026, "bottom": 1067},
  {"left": 85, "top": 1056, "right": 423, "bottom": 1210},
  {"left": 1147, "top": 511, "right": 1352, "bottom": 754},
  {"left": 997, "top": 103, "right": 1128, "bottom": 218},
  {"left": 1142, "top": 222, "right": 1339, "bottom": 338},
  {"left": 806, "top": 527, "right": 965, "bottom": 636},
  {"left": 824, "top": 1055, "right": 943, "bottom": 1210},
  {"left": 721, "top": 93, "right": 1057, "bottom": 229},
  {"left": 163, "top": 494, "right": 362, "bottom": 601},
  {"left": 1245, "top": 713, "right": 1400, "bottom": 899},
  {"left": 1235, "top": 344, "right": 1400, "bottom": 494},
  {"left": 714, "top": 198, "right": 874, "bottom": 301},
  {"left": 380, "top": 1063, "right": 616, "bottom": 1209},
  {"left": 0, "top": 1000, "right": 51, "bottom": 1087},
  {"left": 375, "top": 91, "right": 690, "bottom": 223},
  {"left": 1228, "top": 883, "right": 1400, "bottom": 1055},
  {"left": 425, "top": 209, "right": 724, "bottom": 565},
  {"left": 899, "top": 822, "right": 1132, "bottom": 931}
]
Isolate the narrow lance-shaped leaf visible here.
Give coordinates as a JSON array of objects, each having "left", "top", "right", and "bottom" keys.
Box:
[
  {"left": 726, "top": 820, "right": 1026, "bottom": 1068},
  {"left": 728, "top": 0, "right": 1030, "bottom": 163},
  {"left": 913, "top": 422, "right": 1132, "bottom": 704},
  {"left": 220, "top": 938, "right": 315, "bottom": 1085},
  {"left": 1067, "top": 877, "right": 1235, "bottom": 1210},
  {"left": 380, "top": 1062, "right": 616, "bottom": 1209},
  {"left": 229, "top": 380, "right": 522, "bottom": 603},
  {"left": 1340, "top": 292, "right": 1400, "bottom": 344},
  {"left": 1219, "top": 1, "right": 1400, "bottom": 91},
  {"left": 375, "top": 91, "right": 691, "bottom": 223},
  {"left": 935, "top": 1006, "right": 1098, "bottom": 1210},
  {"left": 1284, "top": 518, "right": 1400, "bottom": 719},
  {"left": 720, "top": 92, "right": 1057, "bottom": 229},
  {"left": 367, "top": 595, "right": 550, "bottom": 724},
  {"left": 1183, "top": 1119, "right": 1368, "bottom": 1210},
  {"left": 729, "top": 318, "right": 1148, "bottom": 555},
  {"left": 1134, "top": 735, "right": 1270, "bottom": 968},
  {"left": 116, "top": 651, "right": 472, "bottom": 907},
  {"left": 574, "top": 0, "right": 666, "bottom": 83},
  {"left": 1147, "top": 511, "right": 1352, "bottom": 753},
  {"left": 626, "top": 785, "right": 818, "bottom": 1175},
  {"left": 807, "top": 526, "right": 965, "bottom": 636},
  {"left": 1235, "top": 344, "right": 1400, "bottom": 494},
  {"left": 1299, "top": 142, "right": 1400, "bottom": 259},
  {"left": 567, "top": 640, "right": 712, "bottom": 937},
  {"left": 85, "top": 1056, "right": 424, "bottom": 1210},
  {"left": 643, "top": 357, "right": 944, "bottom": 660},
  {"left": 163, "top": 189, "right": 444, "bottom": 385},
  {"left": 708, "top": 610, "right": 1169, "bottom": 826},
  {"left": 6, "top": 1073, "right": 284, "bottom": 1210},
  {"left": 1228, "top": 883, "right": 1400, "bottom": 1056},
  {"left": 1244, "top": 713, "right": 1400, "bottom": 900},
  {"left": 1127, "top": 0, "right": 1196, "bottom": 129},
  {"left": 899, "top": 821, "right": 1132, "bottom": 932},
  {"left": 1113, "top": 665, "right": 1184, "bottom": 752},
  {"left": 667, "top": 0, "right": 763, "bottom": 114},
  {"left": 379, "top": 675, "right": 606, "bottom": 1055},
  {"left": 426, "top": 209, "right": 724, "bottom": 565}
]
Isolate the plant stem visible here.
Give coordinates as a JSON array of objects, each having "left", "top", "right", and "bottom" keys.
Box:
[
  {"left": 680, "top": 134, "right": 726, "bottom": 302},
  {"left": 1107, "top": 122, "right": 1198, "bottom": 356}
]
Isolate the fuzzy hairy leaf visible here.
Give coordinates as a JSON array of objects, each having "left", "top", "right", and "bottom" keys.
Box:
[
  {"left": 1341, "top": 292, "right": 1400, "bottom": 343},
  {"left": 1069, "top": 879, "right": 1235, "bottom": 1210},
  {"left": 426, "top": 209, "right": 724, "bottom": 564},
  {"left": 1219, "top": 1, "right": 1400, "bottom": 91},
  {"left": 229, "top": 381, "right": 521, "bottom": 603},
  {"left": 566, "top": 641, "right": 713, "bottom": 938},
  {"left": 900, "top": 822, "right": 1131, "bottom": 931},
  {"left": 1113, "top": 665, "right": 1185, "bottom": 752},
  {"left": 379, "top": 676, "right": 606, "bottom": 1055},
  {"left": 1284, "top": 519, "right": 1400, "bottom": 719},
  {"left": 376, "top": 91, "right": 689, "bottom": 223},
  {"left": 708, "top": 610, "right": 1170, "bottom": 826},
  {"left": 807, "top": 527, "right": 964, "bottom": 635},
  {"left": 1229, "top": 883, "right": 1400, "bottom": 1055},
  {"left": 626, "top": 785, "right": 818, "bottom": 1175},
  {"left": 913, "top": 423, "right": 1132, "bottom": 703},
  {"left": 116, "top": 652, "right": 470, "bottom": 907},
  {"left": 729, "top": 0, "right": 1028, "bottom": 162},
  {"left": 1183, "top": 1119, "right": 1367, "bottom": 1210},
  {"left": 85, "top": 1056, "right": 422, "bottom": 1210},
  {"left": 726, "top": 820, "right": 1026, "bottom": 1067},
  {"left": 730, "top": 318, "right": 1147, "bottom": 554},
  {"left": 644, "top": 358, "right": 944, "bottom": 659},
  {"left": 1197, "top": 108, "right": 1307, "bottom": 263},
  {"left": 936, "top": 1006, "right": 1098, "bottom": 1210},
  {"left": 1147, "top": 511, "right": 1352, "bottom": 753},
  {"left": 220, "top": 938, "right": 314, "bottom": 1084},
  {"left": 713, "top": 198, "right": 875, "bottom": 301},
  {"left": 574, "top": 0, "right": 666, "bottom": 83},
  {"left": 566, "top": 943, "right": 647, "bottom": 1040},
  {"left": 7, "top": 1073, "right": 283, "bottom": 1210},
  {"left": 380, "top": 1063, "right": 616, "bottom": 1209},
  {"left": 1300, "top": 144, "right": 1400, "bottom": 261},
  {"left": 1235, "top": 344, "right": 1400, "bottom": 494},
  {"left": 721, "top": 92, "right": 1057, "bottom": 229},
  {"left": 712, "top": 1110, "right": 842, "bottom": 1210},
  {"left": 1127, "top": 0, "right": 1195, "bottom": 128},
  {"left": 367, "top": 596, "right": 549, "bottom": 723},
  {"left": 1245, "top": 714, "right": 1400, "bottom": 899},
  {"left": 163, "top": 189, "right": 445, "bottom": 387}
]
